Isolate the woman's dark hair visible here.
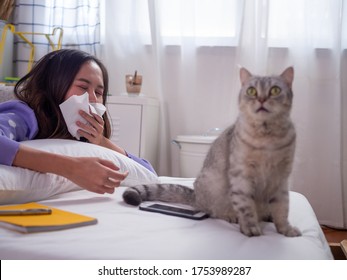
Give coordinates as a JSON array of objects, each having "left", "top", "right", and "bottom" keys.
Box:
[{"left": 14, "top": 49, "right": 111, "bottom": 139}]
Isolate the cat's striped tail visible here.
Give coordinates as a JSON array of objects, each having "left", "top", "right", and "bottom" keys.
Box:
[{"left": 122, "top": 184, "right": 195, "bottom": 206}]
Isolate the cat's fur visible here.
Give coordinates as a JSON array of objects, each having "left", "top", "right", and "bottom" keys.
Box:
[{"left": 123, "top": 67, "right": 301, "bottom": 237}]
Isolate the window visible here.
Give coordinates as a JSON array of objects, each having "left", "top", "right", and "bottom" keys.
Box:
[
  {"left": 109, "top": 0, "right": 243, "bottom": 47},
  {"left": 106, "top": 0, "right": 345, "bottom": 49},
  {"left": 267, "top": 0, "right": 340, "bottom": 49},
  {"left": 157, "top": 0, "right": 242, "bottom": 46}
]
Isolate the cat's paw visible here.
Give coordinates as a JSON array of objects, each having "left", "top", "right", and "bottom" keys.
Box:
[
  {"left": 240, "top": 223, "right": 262, "bottom": 237},
  {"left": 278, "top": 226, "right": 302, "bottom": 237},
  {"left": 218, "top": 214, "right": 238, "bottom": 223}
]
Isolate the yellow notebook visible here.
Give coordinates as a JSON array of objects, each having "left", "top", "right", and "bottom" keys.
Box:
[{"left": 0, "top": 202, "right": 97, "bottom": 233}]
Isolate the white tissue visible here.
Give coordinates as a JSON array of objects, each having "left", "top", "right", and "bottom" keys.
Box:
[
  {"left": 59, "top": 92, "right": 106, "bottom": 140},
  {"left": 90, "top": 102, "right": 107, "bottom": 116}
]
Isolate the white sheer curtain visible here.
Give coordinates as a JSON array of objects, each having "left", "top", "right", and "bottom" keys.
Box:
[
  {"left": 103, "top": 0, "right": 347, "bottom": 228},
  {"left": 12, "top": 0, "right": 100, "bottom": 77}
]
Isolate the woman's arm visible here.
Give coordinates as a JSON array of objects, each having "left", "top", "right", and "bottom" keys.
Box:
[
  {"left": 99, "top": 137, "right": 157, "bottom": 175},
  {"left": 13, "top": 144, "right": 128, "bottom": 194}
]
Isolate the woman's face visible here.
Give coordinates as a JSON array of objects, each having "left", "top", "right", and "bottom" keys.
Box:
[{"left": 64, "top": 60, "right": 104, "bottom": 103}]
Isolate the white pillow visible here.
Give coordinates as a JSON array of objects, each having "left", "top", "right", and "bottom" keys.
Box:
[{"left": 0, "top": 139, "right": 159, "bottom": 205}]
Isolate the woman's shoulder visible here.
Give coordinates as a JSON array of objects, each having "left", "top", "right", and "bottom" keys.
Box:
[
  {"left": 0, "top": 99, "right": 38, "bottom": 140},
  {"left": 0, "top": 100, "right": 37, "bottom": 128},
  {"left": 0, "top": 99, "right": 34, "bottom": 114}
]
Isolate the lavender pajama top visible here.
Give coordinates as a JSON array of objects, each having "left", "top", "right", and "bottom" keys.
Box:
[{"left": 0, "top": 100, "right": 156, "bottom": 174}]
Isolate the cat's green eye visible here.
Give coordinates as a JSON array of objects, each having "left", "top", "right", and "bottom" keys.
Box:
[
  {"left": 270, "top": 86, "right": 281, "bottom": 96},
  {"left": 246, "top": 87, "right": 257, "bottom": 97}
]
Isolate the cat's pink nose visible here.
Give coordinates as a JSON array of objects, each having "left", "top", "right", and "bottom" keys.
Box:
[{"left": 258, "top": 97, "right": 267, "bottom": 104}]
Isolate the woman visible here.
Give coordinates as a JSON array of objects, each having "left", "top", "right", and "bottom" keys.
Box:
[{"left": 0, "top": 49, "right": 156, "bottom": 194}]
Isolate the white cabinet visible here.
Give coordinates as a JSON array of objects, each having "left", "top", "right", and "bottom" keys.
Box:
[{"left": 106, "top": 95, "right": 159, "bottom": 170}]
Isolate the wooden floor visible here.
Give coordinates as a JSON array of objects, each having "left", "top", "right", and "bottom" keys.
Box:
[
  {"left": 322, "top": 226, "right": 347, "bottom": 243},
  {"left": 321, "top": 226, "right": 347, "bottom": 260}
]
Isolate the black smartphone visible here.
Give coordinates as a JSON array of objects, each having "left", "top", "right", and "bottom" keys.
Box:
[{"left": 139, "top": 202, "right": 209, "bottom": 220}]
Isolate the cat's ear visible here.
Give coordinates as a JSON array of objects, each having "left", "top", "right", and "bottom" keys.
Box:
[
  {"left": 280, "top": 67, "right": 294, "bottom": 88},
  {"left": 240, "top": 67, "right": 252, "bottom": 86}
]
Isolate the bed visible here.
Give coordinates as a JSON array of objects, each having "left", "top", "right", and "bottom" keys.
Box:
[{"left": 0, "top": 138, "right": 333, "bottom": 260}]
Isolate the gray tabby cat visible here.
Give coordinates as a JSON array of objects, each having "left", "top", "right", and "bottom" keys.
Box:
[{"left": 123, "top": 67, "right": 301, "bottom": 237}]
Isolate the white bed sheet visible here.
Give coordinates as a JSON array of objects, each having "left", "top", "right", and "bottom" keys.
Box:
[{"left": 0, "top": 177, "right": 333, "bottom": 260}]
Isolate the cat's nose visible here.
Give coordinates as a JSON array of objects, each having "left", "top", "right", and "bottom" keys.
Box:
[{"left": 258, "top": 97, "right": 267, "bottom": 104}]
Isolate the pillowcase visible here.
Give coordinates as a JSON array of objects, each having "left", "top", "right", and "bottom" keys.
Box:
[{"left": 0, "top": 139, "right": 159, "bottom": 205}]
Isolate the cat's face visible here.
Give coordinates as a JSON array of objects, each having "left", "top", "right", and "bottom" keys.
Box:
[{"left": 238, "top": 67, "right": 294, "bottom": 121}]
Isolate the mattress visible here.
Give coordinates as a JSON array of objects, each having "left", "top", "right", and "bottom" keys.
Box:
[{"left": 0, "top": 176, "right": 333, "bottom": 260}]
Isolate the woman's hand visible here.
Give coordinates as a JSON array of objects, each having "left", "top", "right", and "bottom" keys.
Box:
[
  {"left": 77, "top": 109, "right": 128, "bottom": 155},
  {"left": 77, "top": 110, "right": 105, "bottom": 145},
  {"left": 63, "top": 157, "right": 129, "bottom": 194}
]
